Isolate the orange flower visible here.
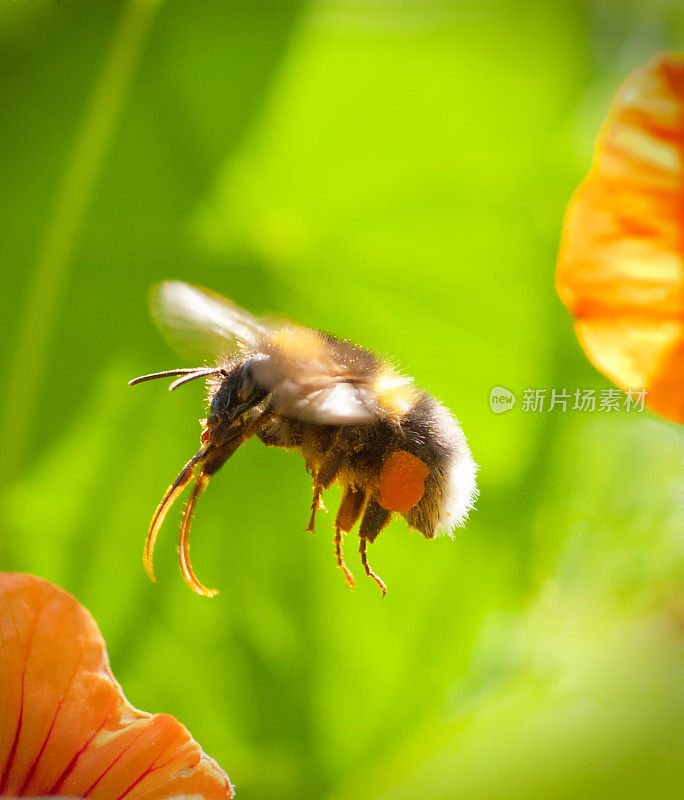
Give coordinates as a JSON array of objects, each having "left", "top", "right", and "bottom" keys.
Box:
[
  {"left": 556, "top": 51, "right": 684, "bottom": 423},
  {"left": 0, "top": 573, "right": 234, "bottom": 799}
]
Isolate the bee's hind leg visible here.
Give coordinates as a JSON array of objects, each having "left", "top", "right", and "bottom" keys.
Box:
[
  {"left": 359, "top": 539, "right": 387, "bottom": 596},
  {"left": 358, "top": 498, "right": 391, "bottom": 596},
  {"left": 334, "top": 527, "right": 355, "bottom": 589}
]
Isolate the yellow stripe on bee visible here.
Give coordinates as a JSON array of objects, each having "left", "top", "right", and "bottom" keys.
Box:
[
  {"left": 374, "top": 366, "right": 417, "bottom": 418},
  {"left": 271, "top": 326, "right": 328, "bottom": 359}
]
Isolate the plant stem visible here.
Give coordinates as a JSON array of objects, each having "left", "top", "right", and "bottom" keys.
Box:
[{"left": 0, "top": 0, "right": 164, "bottom": 565}]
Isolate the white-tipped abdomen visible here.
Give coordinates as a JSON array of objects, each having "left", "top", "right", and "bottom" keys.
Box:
[
  {"left": 435, "top": 438, "right": 478, "bottom": 535},
  {"left": 433, "top": 406, "right": 478, "bottom": 536}
]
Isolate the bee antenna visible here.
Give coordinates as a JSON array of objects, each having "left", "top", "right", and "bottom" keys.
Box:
[
  {"left": 128, "top": 367, "right": 225, "bottom": 388},
  {"left": 168, "top": 368, "right": 224, "bottom": 392}
]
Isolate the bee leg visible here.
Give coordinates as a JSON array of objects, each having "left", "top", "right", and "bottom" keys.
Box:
[
  {"left": 331, "top": 486, "right": 367, "bottom": 590},
  {"left": 304, "top": 433, "right": 347, "bottom": 533},
  {"left": 176, "top": 414, "right": 266, "bottom": 598},
  {"left": 305, "top": 481, "right": 326, "bottom": 533},
  {"left": 335, "top": 486, "right": 367, "bottom": 532},
  {"left": 334, "top": 527, "right": 355, "bottom": 589},
  {"left": 144, "top": 448, "right": 207, "bottom": 583},
  {"left": 359, "top": 538, "right": 387, "bottom": 596},
  {"left": 178, "top": 469, "right": 215, "bottom": 598},
  {"left": 358, "top": 498, "right": 391, "bottom": 595}
]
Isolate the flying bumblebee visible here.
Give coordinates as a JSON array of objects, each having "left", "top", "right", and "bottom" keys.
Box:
[{"left": 130, "top": 281, "right": 478, "bottom": 597}]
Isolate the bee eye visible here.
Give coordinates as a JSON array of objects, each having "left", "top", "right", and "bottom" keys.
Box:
[
  {"left": 237, "top": 357, "right": 267, "bottom": 402},
  {"left": 237, "top": 367, "right": 254, "bottom": 402}
]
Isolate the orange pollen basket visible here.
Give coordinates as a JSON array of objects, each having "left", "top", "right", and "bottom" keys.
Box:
[{"left": 378, "top": 450, "right": 430, "bottom": 513}]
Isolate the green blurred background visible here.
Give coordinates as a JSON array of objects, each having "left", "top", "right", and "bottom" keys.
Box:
[{"left": 1, "top": 1, "right": 682, "bottom": 798}]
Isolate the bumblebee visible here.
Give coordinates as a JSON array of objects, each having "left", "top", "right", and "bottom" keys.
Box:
[{"left": 130, "top": 282, "right": 477, "bottom": 597}]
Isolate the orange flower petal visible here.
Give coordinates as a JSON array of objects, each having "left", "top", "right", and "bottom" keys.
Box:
[
  {"left": 0, "top": 573, "right": 234, "bottom": 799},
  {"left": 556, "top": 51, "right": 684, "bottom": 423}
]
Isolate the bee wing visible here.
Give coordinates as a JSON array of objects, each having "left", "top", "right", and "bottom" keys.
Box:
[
  {"left": 250, "top": 328, "right": 381, "bottom": 425},
  {"left": 278, "top": 380, "right": 377, "bottom": 425},
  {"left": 149, "top": 281, "right": 268, "bottom": 361}
]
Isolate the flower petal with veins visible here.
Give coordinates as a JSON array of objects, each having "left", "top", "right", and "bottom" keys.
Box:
[{"left": 0, "top": 573, "right": 234, "bottom": 800}]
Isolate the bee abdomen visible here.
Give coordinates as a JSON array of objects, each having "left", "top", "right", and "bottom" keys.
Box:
[{"left": 392, "top": 393, "right": 477, "bottom": 538}]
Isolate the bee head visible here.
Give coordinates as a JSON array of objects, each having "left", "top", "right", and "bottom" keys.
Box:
[{"left": 202, "top": 356, "right": 270, "bottom": 447}]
